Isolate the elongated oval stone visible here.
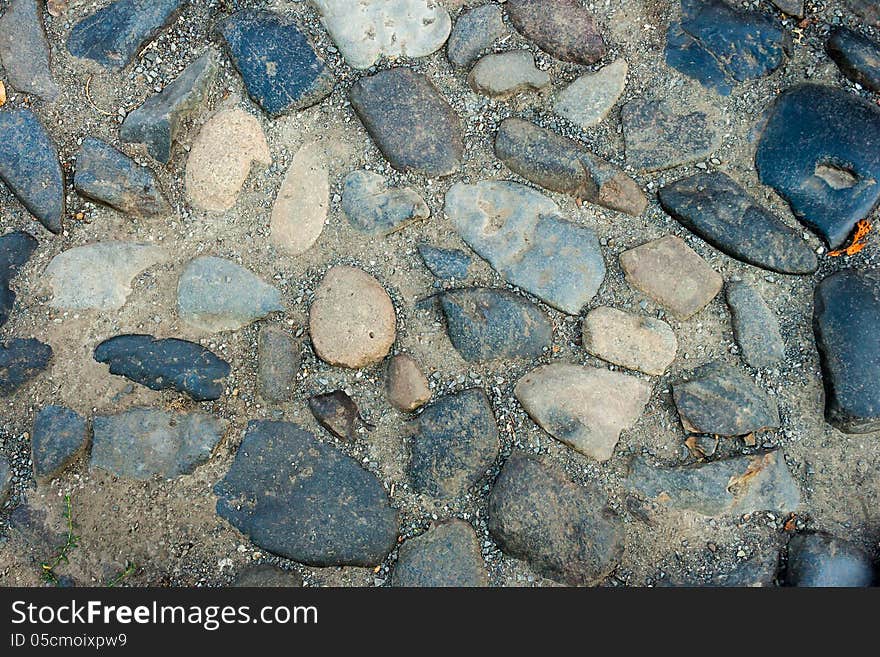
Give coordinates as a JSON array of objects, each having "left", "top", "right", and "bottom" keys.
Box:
[
  {"left": 827, "top": 27, "right": 880, "bottom": 94},
  {"left": 0, "top": 0, "right": 60, "bottom": 100}
]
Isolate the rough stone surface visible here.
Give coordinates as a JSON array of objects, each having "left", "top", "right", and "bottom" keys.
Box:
[
  {"left": 725, "top": 281, "right": 785, "bottom": 369},
  {"left": 91, "top": 408, "right": 226, "bottom": 479},
  {"left": 0, "top": 338, "right": 52, "bottom": 396},
  {"left": 813, "top": 269, "right": 880, "bottom": 433},
  {"left": 827, "top": 28, "right": 880, "bottom": 93},
  {"left": 515, "top": 363, "right": 651, "bottom": 462},
  {"left": 0, "top": 231, "right": 37, "bottom": 328},
  {"left": 771, "top": 0, "right": 804, "bottom": 16},
  {"left": 393, "top": 520, "right": 489, "bottom": 587},
  {"left": 446, "top": 181, "right": 605, "bottom": 315},
  {"left": 488, "top": 452, "right": 625, "bottom": 586},
  {"left": 214, "top": 420, "right": 399, "bottom": 566},
  {"left": 582, "top": 306, "right": 677, "bottom": 375},
  {"left": 257, "top": 325, "right": 299, "bottom": 403},
  {"left": 785, "top": 533, "right": 875, "bottom": 587},
  {"left": 0, "top": 457, "right": 9, "bottom": 506},
  {"left": 31, "top": 405, "right": 88, "bottom": 482},
  {"left": 468, "top": 50, "right": 550, "bottom": 97},
  {"left": 386, "top": 354, "right": 431, "bottom": 412},
  {"left": 93, "top": 334, "right": 230, "bottom": 402},
  {"left": 447, "top": 4, "right": 506, "bottom": 69},
  {"left": 177, "top": 256, "right": 282, "bottom": 333},
  {"left": 44, "top": 242, "right": 167, "bottom": 312},
  {"left": 755, "top": 84, "right": 880, "bottom": 249},
  {"left": 0, "top": 107, "right": 64, "bottom": 234},
  {"left": 308, "top": 390, "right": 368, "bottom": 442},
  {"left": 439, "top": 288, "right": 552, "bottom": 362},
  {"left": 342, "top": 170, "right": 429, "bottom": 235},
  {"left": 495, "top": 118, "right": 647, "bottom": 216},
  {"left": 350, "top": 68, "right": 463, "bottom": 177},
  {"left": 506, "top": 0, "right": 606, "bottom": 65},
  {"left": 660, "top": 549, "right": 781, "bottom": 587},
  {"left": 309, "top": 266, "right": 396, "bottom": 369},
  {"left": 233, "top": 565, "right": 302, "bottom": 588},
  {"left": 554, "top": 59, "right": 627, "bottom": 130},
  {"left": 627, "top": 450, "right": 801, "bottom": 516},
  {"left": 120, "top": 50, "right": 218, "bottom": 164},
  {"left": 418, "top": 244, "right": 470, "bottom": 280},
  {"left": 620, "top": 235, "right": 722, "bottom": 320},
  {"left": 658, "top": 172, "right": 817, "bottom": 275},
  {"left": 185, "top": 108, "right": 271, "bottom": 212},
  {"left": 0, "top": 0, "right": 60, "bottom": 101},
  {"left": 74, "top": 137, "right": 170, "bottom": 217},
  {"left": 271, "top": 143, "right": 328, "bottom": 254},
  {"left": 848, "top": 0, "right": 880, "bottom": 25},
  {"left": 409, "top": 388, "right": 499, "bottom": 499}
]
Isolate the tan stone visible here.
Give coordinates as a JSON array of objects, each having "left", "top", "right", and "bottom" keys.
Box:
[
  {"left": 386, "top": 354, "right": 431, "bottom": 411},
  {"left": 582, "top": 306, "right": 677, "bottom": 375},
  {"left": 271, "top": 142, "right": 328, "bottom": 255}
]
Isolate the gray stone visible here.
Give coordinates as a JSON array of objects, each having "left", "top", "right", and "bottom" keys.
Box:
[
  {"left": 446, "top": 181, "right": 605, "bottom": 315},
  {"left": 0, "top": 231, "right": 37, "bottom": 328},
  {"left": 177, "top": 256, "right": 282, "bottom": 333},
  {"left": 447, "top": 4, "right": 506, "bottom": 69},
  {"left": 582, "top": 306, "right": 677, "bottom": 376},
  {"left": 506, "top": 0, "right": 606, "bottom": 65},
  {"left": 786, "top": 533, "right": 875, "bottom": 587},
  {"left": 848, "top": 0, "right": 880, "bottom": 25},
  {"left": 409, "top": 388, "right": 499, "bottom": 499},
  {"left": 488, "top": 452, "right": 625, "bottom": 586},
  {"left": 828, "top": 28, "right": 880, "bottom": 95},
  {"left": 342, "top": 170, "right": 429, "bottom": 234},
  {"left": 393, "top": 520, "right": 489, "bottom": 587},
  {"left": 257, "top": 325, "right": 298, "bottom": 403},
  {"left": 91, "top": 408, "right": 226, "bottom": 479},
  {"left": 0, "top": 457, "right": 10, "bottom": 506},
  {"left": 418, "top": 244, "right": 470, "bottom": 280},
  {"left": 725, "top": 281, "right": 785, "bottom": 369},
  {"left": 308, "top": 390, "right": 369, "bottom": 442},
  {"left": 468, "top": 50, "right": 550, "bottom": 97},
  {"left": 771, "top": 0, "right": 804, "bottom": 16},
  {"left": 233, "top": 564, "right": 302, "bottom": 587},
  {"left": 32, "top": 405, "right": 88, "bottom": 482},
  {"left": 661, "top": 549, "right": 780, "bottom": 587},
  {"left": 215, "top": 420, "right": 399, "bottom": 566},
  {"left": 0, "top": 338, "right": 52, "bottom": 396},
  {"left": 0, "top": 0, "right": 60, "bottom": 101},
  {"left": 554, "top": 59, "right": 627, "bottom": 130},
  {"left": 386, "top": 354, "right": 431, "bottom": 412}
]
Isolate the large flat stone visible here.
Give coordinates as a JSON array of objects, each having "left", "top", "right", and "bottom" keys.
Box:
[
  {"left": 0, "top": 231, "right": 37, "bottom": 328},
  {"left": 725, "top": 281, "right": 785, "bottom": 369},
  {"left": 0, "top": 0, "right": 60, "bottom": 100},
  {"left": 582, "top": 306, "right": 677, "bottom": 376}
]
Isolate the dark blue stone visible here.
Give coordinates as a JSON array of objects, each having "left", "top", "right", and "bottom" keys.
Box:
[
  {"left": 418, "top": 244, "right": 471, "bottom": 280},
  {"left": 0, "top": 108, "right": 64, "bottom": 234},
  {"left": 217, "top": 10, "right": 335, "bottom": 117},
  {"left": 827, "top": 27, "right": 880, "bottom": 93},
  {"left": 67, "top": 0, "right": 183, "bottom": 70},
  {"left": 756, "top": 84, "right": 880, "bottom": 249},
  {"left": 786, "top": 533, "right": 875, "bottom": 587},
  {"left": 32, "top": 405, "right": 88, "bottom": 481},
  {"left": 0, "top": 338, "right": 52, "bottom": 396},
  {"left": 0, "top": 231, "right": 37, "bottom": 328},
  {"left": 94, "top": 334, "right": 230, "bottom": 401}
]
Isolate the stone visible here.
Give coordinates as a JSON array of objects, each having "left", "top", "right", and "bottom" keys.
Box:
[
  {"left": 488, "top": 452, "right": 624, "bottom": 586},
  {"left": 627, "top": 450, "right": 801, "bottom": 516},
  {"left": 31, "top": 406, "right": 88, "bottom": 482},
  {"left": 393, "top": 520, "right": 489, "bottom": 587},
  {"left": 439, "top": 288, "right": 552, "bottom": 362},
  {"left": 827, "top": 28, "right": 880, "bottom": 94},
  {"left": 73, "top": 137, "right": 170, "bottom": 217},
  {"left": 554, "top": 59, "right": 627, "bottom": 130},
  {"left": 725, "top": 281, "right": 785, "bottom": 369},
  {"left": 666, "top": 0, "right": 788, "bottom": 96},
  {"left": 233, "top": 564, "right": 302, "bottom": 588},
  {"left": 673, "top": 362, "right": 780, "bottom": 436},
  {"left": 309, "top": 266, "right": 396, "bottom": 369},
  {"left": 271, "top": 143, "right": 328, "bottom": 254},
  {"left": 622, "top": 98, "right": 721, "bottom": 172},
  {"left": 495, "top": 118, "right": 647, "bottom": 216},
  {"left": 446, "top": 181, "right": 605, "bottom": 315},
  {"left": 0, "top": 231, "right": 37, "bottom": 328},
  {"left": 771, "top": 0, "right": 804, "bottom": 16},
  {"left": 582, "top": 307, "right": 677, "bottom": 376},
  {"left": 0, "top": 456, "right": 10, "bottom": 506},
  {"left": 309, "top": 0, "right": 451, "bottom": 69},
  {"left": 848, "top": 0, "right": 880, "bottom": 25},
  {"left": 418, "top": 244, "right": 471, "bottom": 280},
  {"left": 0, "top": 0, "right": 60, "bottom": 101},
  {"left": 120, "top": 50, "right": 218, "bottom": 164},
  {"left": 0, "top": 107, "right": 64, "bottom": 233},
  {"left": 257, "top": 325, "right": 299, "bottom": 403},
  {"left": 409, "top": 388, "right": 499, "bottom": 499},
  {"left": 468, "top": 50, "right": 550, "bottom": 98},
  {"left": 215, "top": 420, "right": 399, "bottom": 566},
  {"left": 44, "top": 242, "right": 167, "bottom": 312},
  {"left": 217, "top": 10, "right": 334, "bottom": 117},
  {"left": 661, "top": 549, "right": 780, "bottom": 587},
  {"left": 447, "top": 4, "right": 506, "bottom": 69},
  {"left": 185, "top": 108, "right": 271, "bottom": 213},
  {"left": 350, "top": 68, "right": 463, "bottom": 177},
  {"left": 785, "top": 533, "right": 875, "bottom": 587},
  {"left": 386, "top": 354, "right": 432, "bottom": 411},
  {"left": 755, "top": 84, "right": 880, "bottom": 249},
  {"left": 0, "top": 338, "right": 52, "bottom": 396},
  {"left": 658, "top": 172, "right": 818, "bottom": 275},
  {"left": 177, "top": 256, "right": 282, "bottom": 333},
  {"left": 515, "top": 363, "right": 651, "bottom": 462},
  {"left": 813, "top": 269, "right": 880, "bottom": 433},
  {"left": 91, "top": 408, "right": 226, "bottom": 479},
  {"left": 506, "top": 0, "right": 605, "bottom": 65},
  {"left": 619, "top": 235, "right": 722, "bottom": 320},
  {"left": 308, "top": 390, "right": 369, "bottom": 442},
  {"left": 342, "top": 170, "right": 429, "bottom": 235},
  {"left": 66, "top": 0, "right": 183, "bottom": 70},
  {"left": 93, "top": 334, "right": 230, "bottom": 402}
]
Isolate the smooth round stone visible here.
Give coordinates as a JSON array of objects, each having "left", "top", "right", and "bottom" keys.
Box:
[
  {"left": 786, "top": 533, "right": 875, "bottom": 587},
  {"left": 393, "top": 520, "right": 489, "bottom": 587},
  {"left": 386, "top": 354, "right": 431, "bottom": 411},
  {"left": 271, "top": 142, "right": 328, "bottom": 254},
  {"left": 447, "top": 4, "right": 506, "bottom": 69},
  {"left": 582, "top": 306, "right": 677, "bottom": 376},
  {"left": 309, "top": 266, "right": 396, "bottom": 368},
  {"left": 506, "top": 0, "right": 606, "bottom": 65},
  {"left": 468, "top": 50, "right": 550, "bottom": 98}
]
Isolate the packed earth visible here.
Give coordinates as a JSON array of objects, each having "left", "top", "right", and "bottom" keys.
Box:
[{"left": 0, "top": 0, "right": 878, "bottom": 588}]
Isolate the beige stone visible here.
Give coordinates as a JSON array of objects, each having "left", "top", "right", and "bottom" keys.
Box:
[
  {"left": 386, "top": 354, "right": 431, "bottom": 411},
  {"left": 271, "top": 142, "right": 328, "bottom": 255},
  {"left": 582, "top": 306, "right": 677, "bottom": 375},
  {"left": 555, "top": 59, "right": 628, "bottom": 130}
]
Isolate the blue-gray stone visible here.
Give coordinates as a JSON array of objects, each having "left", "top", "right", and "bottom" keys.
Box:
[
  {"left": 755, "top": 84, "right": 880, "bottom": 249},
  {"left": 0, "top": 0, "right": 60, "bottom": 101},
  {"left": 418, "top": 244, "right": 470, "bottom": 280},
  {"left": 215, "top": 420, "right": 399, "bottom": 566},
  {"left": 0, "top": 338, "right": 52, "bottom": 396},
  {"left": 392, "top": 520, "right": 489, "bottom": 587},
  {"left": 74, "top": 137, "right": 170, "bottom": 217},
  {"left": 0, "top": 231, "right": 38, "bottom": 328},
  {"left": 447, "top": 4, "right": 506, "bottom": 69},
  {"left": 93, "top": 334, "right": 230, "bottom": 401},
  {"left": 0, "top": 457, "right": 10, "bottom": 506},
  {"left": 827, "top": 27, "right": 880, "bottom": 94},
  {"left": 66, "top": 0, "right": 184, "bottom": 70},
  {"left": 342, "top": 170, "right": 429, "bottom": 234},
  {"left": 32, "top": 406, "right": 88, "bottom": 481},
  {"left": 217, "top": 10, "right": 335, "bottom": 117},
  {"left": 725, "top": 280, "right": 785, "bottom": 370},
  {"left": 785, "top": 533, "right": 875, "bottom": 587},
  {"left": 439, "top": 288, "right": 552, "bottom": 362},
  {"left": 0, "top": 108, "right": 64, "bottom": 234},
  {"left": 666, "top": 0, "right": 788, "bottom": 96}
]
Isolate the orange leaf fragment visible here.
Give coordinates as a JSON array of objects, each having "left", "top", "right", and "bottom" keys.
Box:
[{"left": 828, "top": 220, "right": 872, "bottom": 257}]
